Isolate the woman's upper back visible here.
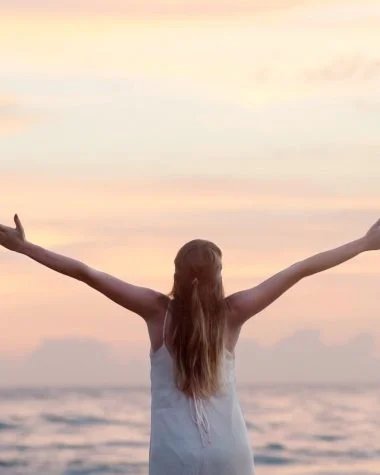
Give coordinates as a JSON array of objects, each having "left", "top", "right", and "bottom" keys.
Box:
[
  {"left": 147, "top": 297, "right": 241, "bottom": 358},
  {"left": 149, "top": 300, "right": 237, "bottom": 389}
]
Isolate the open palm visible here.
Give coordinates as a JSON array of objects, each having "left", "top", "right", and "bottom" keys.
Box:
[{"left": 0, "top": 214, "right": 26, "bottom": 252}]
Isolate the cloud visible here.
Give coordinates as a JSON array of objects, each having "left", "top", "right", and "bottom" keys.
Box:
[
  {"left": 287, "top": 1, "right": 380, "bottom": 27},
  {"left": 1, "top": 331, "right": 379, "bottom": 386},
  {"left": 1, "top": 173, "right": 378, "bottom": 289},
  {"left": 0, "top": 95, "right": 40, "bottom": 135},
  {"left": 304, "top": 56, "right": 380, "bottom": 84},
  {"left": 1, "top": 173, "right": 378, "bottom": 262},
  {"left": 1, "top": 82, "right": 379, "bottom": 181},
  {"left": 3, "top": 172, "right": 378, "bottom": 214},
  {"left": 0, "top": 338, "right": 150, "bottom": 386},
  {"left": 236, "top": 330, "right": 380, "bottom": 384},
  {"left": 2, "top": 1, "right": 379, "bottom": 100},
  {"left": 0, "top": 0, "right": 326, "bottom": 16}
]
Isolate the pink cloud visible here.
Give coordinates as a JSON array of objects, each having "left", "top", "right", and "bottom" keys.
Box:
[{"left": 0, "top": 0, "right": 320, "bottom": 16}]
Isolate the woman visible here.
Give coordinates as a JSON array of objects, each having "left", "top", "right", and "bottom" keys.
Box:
[{"left": 1, "top": 214, "right": 379, "bottom": 475}]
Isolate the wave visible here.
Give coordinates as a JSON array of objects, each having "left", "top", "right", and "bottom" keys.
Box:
[
  {"left": 62, "top": 461, "right": 147, "bottom": 475},
  {"left": 292, "top": 447, "right": 379, "bottom": 460},
  {"left": 0, "top": 421, "right": 18, "bottom": 431},
  {"left": 0, "top": 459, "right": 26, "bottom": 468},
  {"left": 104, "top": 440, "right": 148, "bottom": 448},
  {"left": 254, "top": 454, "right": 297, "bottom": 465},
  {"left": 41, "top": 413, "right": 127, "bottom": 427},
  {"left": 264, "top": 442, "right": 286, "bottom": 451},
  {"left": 313, "top": 434, "right": 347, "bottom": 442}
]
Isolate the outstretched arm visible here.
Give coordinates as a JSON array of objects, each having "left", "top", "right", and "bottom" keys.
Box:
[
  {"left": 227, "top": 217, "right": 380, "bottom": 328},
  {"left": 0, "top": 214, "right": 164, "bottom": 321}
]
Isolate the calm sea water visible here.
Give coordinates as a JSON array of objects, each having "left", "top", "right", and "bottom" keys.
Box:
[{"left": 0, "top": 384, "right": 379, "bottom": 475}]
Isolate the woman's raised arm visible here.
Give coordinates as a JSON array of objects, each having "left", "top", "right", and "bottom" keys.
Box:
[
  {"left": 226, "top": 217, "right": 380, "bottom": 328},
  {"left": 0, "top": 214, "right": 164, "bottom": 321}
]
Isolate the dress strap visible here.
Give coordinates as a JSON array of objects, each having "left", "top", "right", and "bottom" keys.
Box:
[{"left": 162, "top": 301, "right": 170, "bottom": 343}]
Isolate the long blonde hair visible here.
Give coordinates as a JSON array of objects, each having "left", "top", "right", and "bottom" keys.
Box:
[{"left": 168, "top": 239, "right": 228, "bottom": 400}]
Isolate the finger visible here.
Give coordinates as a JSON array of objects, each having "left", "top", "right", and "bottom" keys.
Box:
[
  {"left": 14, "top": 214, "right": 23, "bottom": 230},
  {"left": 14, "top": 214, "right": 25, "bottom": 238}
]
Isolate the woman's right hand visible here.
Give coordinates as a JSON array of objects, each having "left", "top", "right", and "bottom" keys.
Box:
[
  {"left": 0, "top": 214, "right": 26, "bottom": 252},
  {"left": 363, "top": 217, "right": 380, "bottom": 251}
]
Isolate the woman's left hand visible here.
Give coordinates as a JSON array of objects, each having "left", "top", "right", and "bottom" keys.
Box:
[{"left": 0, "top": 214, "right": 26, "bottom": 252}]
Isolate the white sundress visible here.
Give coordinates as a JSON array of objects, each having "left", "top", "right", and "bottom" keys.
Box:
[{"left": 149, "top": 301, "right": 255, "bottom": 475}]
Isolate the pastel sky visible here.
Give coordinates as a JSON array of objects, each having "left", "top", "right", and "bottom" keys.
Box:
[{"left": 1, "top": 0, "right": 380, "bottom": 365}]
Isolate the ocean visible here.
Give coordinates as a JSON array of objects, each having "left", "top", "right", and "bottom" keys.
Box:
[{"left": 0, "top": 384, "right": 379, "bottom": 475}]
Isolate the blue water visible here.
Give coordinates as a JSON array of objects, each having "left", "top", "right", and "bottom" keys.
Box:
[{"left": 0, "top": 384, "right": 379, "bottom": 474}]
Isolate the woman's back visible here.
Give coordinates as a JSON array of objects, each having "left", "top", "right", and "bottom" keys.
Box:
[{"left": 149, "top": 300, "right": 255, "bottom": 475}]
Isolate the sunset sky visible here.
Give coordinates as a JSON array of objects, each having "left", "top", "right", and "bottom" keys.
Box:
[{"left": 1, "top": 0, "right": 380, "bottom": 364}]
